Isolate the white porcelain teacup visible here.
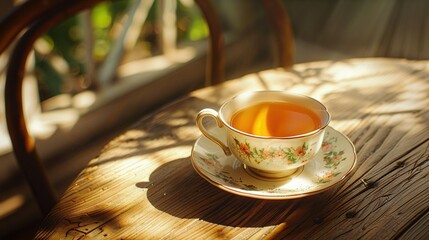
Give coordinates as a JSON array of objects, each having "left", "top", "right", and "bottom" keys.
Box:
[{"left": 196, "top": 91, "right": 330, "bottom": 179}]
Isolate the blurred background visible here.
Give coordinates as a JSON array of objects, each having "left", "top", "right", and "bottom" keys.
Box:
[{"left": 1, "top": 0, "right": 428, "bottom": 238}]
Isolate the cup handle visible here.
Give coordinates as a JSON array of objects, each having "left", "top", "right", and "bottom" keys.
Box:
[{"left": 196, "top": 108, "right": 232, "bottom": 156}]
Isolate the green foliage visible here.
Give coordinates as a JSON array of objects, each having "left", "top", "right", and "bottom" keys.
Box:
[
  {"left": 188, "top": 17, "right": 208, "bottom": 40},
  {"left": 35, "top": 0, "right": 209, "bottom": 101}
]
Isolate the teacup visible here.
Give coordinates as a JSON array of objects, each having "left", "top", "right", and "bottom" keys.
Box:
[{"left": 196, "top": 91, "right": 330, "bottom": 179}]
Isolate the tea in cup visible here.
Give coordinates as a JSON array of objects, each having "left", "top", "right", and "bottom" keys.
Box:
[{"left": 196, "top": 91, "right": 330, "bottom": 179}]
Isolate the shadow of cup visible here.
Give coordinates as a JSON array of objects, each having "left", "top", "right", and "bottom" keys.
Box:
[{"left": 136, "top": 157, "right": 325, "bottom": 228}]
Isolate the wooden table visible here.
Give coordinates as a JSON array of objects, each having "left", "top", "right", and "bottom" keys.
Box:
[{"left": 36, "top": 58, "right": 429, "bottom": 239}]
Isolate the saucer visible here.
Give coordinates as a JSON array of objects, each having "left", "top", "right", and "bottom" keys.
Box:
[{"left": 191, "top": 126, "right": 357, "bottom": 199}]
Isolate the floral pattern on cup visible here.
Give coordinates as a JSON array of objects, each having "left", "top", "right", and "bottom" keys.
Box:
[
  {"left": 199, "top": 130, "right": 350, "bottom": 188},
  {"left": 232, "top": 138, "right": 312, "bottom": 166}
]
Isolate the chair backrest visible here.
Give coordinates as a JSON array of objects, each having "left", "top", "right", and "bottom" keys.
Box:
[
  {"left": 1, "top": 0, "right": 224, "bottom": 216},
  {"left": 1, "top": 0, "right": 293, "bottom": 216},
  {"left": 262, "top": 0, "right": 294, "bottom": 68}
]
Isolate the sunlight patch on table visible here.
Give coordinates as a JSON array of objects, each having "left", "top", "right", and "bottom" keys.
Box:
[
  {"left": 157, "top": 145, "right": 193, "bottom": 162},
  {"left": 92, "top": 155, "right": 153, "bottom": 181},
  {"left": 324, "top": 60, "right": 399, "bottom": 81},
  {"left": 172, "top": 125, "right": 201, "bottom": 141},
  {"left": 163, "top": 117, "right": 190, "bottom": 127},
  {"left": 329, "top": 119, "right": 362, "bottom": 133}
]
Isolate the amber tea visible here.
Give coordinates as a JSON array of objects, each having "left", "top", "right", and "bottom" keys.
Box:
[{"left": 230, "top": 102, "right": 321, "bottom": 137}]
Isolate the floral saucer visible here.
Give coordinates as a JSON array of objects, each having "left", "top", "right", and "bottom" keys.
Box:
[{"left": 191, "top": 126, "right": 357, "bottom": 199}]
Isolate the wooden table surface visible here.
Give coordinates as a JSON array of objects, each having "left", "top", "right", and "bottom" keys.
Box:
[{"left": 35, "top": 58, "right": 429, "bottom": 239}]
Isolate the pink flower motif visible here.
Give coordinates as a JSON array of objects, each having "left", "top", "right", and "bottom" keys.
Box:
[
  {"left": 332, "top": 155, "right": 342, "bottom": 163},
  {"left": 275, "top": 151, "right": 284, "bottom": 158},
  {"left": 262, "top": 150, "right": 271, "bottom": 159},
  {"left": 240, "top": 143, "right": 250, "bottom": 156},
  {"left": 294, "top": 146, "right": 306, "bottom": 157},
  {"left": 322, "top": 142, "right": 332, "bottom": 152}
]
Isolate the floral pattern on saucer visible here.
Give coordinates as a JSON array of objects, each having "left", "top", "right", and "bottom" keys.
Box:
[
  {"left": 314, "top": 131, "right": 348, "bottom": 184},
  {"left": 191, "top": 126, "right": 357, "bottom": 199}
]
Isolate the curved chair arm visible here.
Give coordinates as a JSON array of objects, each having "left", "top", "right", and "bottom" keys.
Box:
[
  {"left": 5, "top": 0, "right": 106, "bottom": 216},
  {"left": 3, "top": 0, "right": 224, "bottom": 215},
  {"left": 0, "top": 0, "right": 71, "bottom": 55}
]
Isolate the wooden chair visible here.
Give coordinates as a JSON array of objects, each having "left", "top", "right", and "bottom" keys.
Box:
[
  {"left": 0, "top": 0, "right": 224, "bottom": 216},
  {"left": 262, "top": 0, "right": 294, "bottom": 68},
  {"left": 0, "top": 0, "right": 293, "bottom": 216}
]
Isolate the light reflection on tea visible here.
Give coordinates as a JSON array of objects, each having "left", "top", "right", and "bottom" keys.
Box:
[{"left": 230, "top": 102, "right": 321, "bottom": 137}]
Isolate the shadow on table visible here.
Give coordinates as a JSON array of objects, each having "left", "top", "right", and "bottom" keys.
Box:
[{"left": 136, "top": 157, "right": 328, "bottom": 228}]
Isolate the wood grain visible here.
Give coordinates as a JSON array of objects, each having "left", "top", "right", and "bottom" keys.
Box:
[{"left": 36, "top": 59, "right": 429, "bottom": 239}]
